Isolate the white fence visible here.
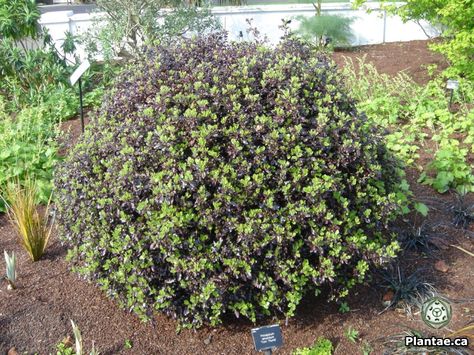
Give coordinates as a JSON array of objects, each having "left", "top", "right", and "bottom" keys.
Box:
[{"left": 39, "top": 2, "right": 440, "bottom": 60}]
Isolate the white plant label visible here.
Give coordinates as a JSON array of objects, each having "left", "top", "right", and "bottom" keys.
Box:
[
  {"left": 70, "top": 60, "right": 91, "bottom": 86},
  {"left": 446, "top": 79, "right": 459, "bottom": 90}
]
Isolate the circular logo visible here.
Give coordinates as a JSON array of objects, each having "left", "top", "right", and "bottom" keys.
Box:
[{"left": 422, "top": 297, "right": 452, "bottom": 329}]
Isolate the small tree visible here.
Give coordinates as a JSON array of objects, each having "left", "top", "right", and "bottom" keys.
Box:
[
  {"left": 83, "top": 0, "right": 221, "bottom": 60},
  {"left": 295, "top": 1, "right": 354, "bottom": 49},
  {"left": 0, "top": 0, "right": 75, "bottom": 107},
  {"left": 0, "top": 0, "right": 40, "bottom": 45}
]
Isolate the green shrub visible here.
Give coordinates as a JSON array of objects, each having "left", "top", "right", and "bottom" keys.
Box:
[
  {"left": 0, "top": 98, "right": 60, "bottom": 212},
  {"left": 55, "top": 34, "right": 403, "bottom": 328},
  {"left": 295, "top": 13, "right": 354, "bottom": 48},
  {"left": 0, "top": 0, "right": 78, "bottom": 112},
  {"left": 293, "top": 337, "right": 333, "bottom": 355},
  {"left": 82, "top": 0, "right": 221, "bottom": 60},
  {"left": 419, "top": 138, "right": 474, "bottom": 194},
  {"left": 0, "top": 0, "right": 40, "bottom": 41}
]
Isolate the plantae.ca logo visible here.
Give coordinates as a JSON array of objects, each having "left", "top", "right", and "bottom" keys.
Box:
[
  {"left": 422, "top": 296, "right": 452, "bottom": 329},
  {"left": 404, "top": 297, "right": 470, "bottom": 349}
]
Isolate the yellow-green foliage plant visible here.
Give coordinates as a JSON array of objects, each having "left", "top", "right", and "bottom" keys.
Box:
[
  {"left": 293, "top": 337, "right": 333, "bottom": 355},
  {"left": 2, "top": 178, "right": 53, "bottom": 261}
]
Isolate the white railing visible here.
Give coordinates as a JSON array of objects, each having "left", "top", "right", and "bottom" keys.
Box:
[{"left": 39, "top": 2, "right": 440, "bottom": 60}]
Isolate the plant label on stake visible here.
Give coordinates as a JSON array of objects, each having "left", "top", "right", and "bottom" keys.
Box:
[
  {"left": 446, "top": 79, "right": 459, "bottom": 90},
  {"left": 70, "top": 60, "right": 91, "bottom": 133},
  {"left": 251, "top": 324, "right": 283, "bottom": 354},
  {"left": 446, "top": 79, "right": 459, "bottom": 109},
  {"left": 70, "top": 60, "right": 91, "bottom": 86}
]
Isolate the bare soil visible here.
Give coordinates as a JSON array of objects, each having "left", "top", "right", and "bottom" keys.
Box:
[{"left": 0, "top": 40, "right": 472, "bottom": 355}]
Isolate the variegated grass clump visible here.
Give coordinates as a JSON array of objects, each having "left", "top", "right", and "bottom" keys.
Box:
[
  {"left": 71, "top": 320, "right": 100, "bottom": 355},
  {"left": 2, "top": 179, "right": 54, "bottom": 262},
  {"left": 4, "top": 250, "right": 17, "bottom": 290}
]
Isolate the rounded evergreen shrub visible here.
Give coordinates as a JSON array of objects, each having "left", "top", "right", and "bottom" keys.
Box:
[{"left": 55, "top": 33, "right": 402, "bottom": 328}]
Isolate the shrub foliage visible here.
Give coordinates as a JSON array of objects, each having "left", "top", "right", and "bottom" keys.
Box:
[{"left": 55, "top": 34, "right": 402, "bottom": 328}]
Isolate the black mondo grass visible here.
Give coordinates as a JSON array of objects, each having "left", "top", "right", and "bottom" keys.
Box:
[
  {"left": 378, "top": 264, "right": 437, "bottom": 315},
  {"left": 395, "top": 221, "right": 445, "bottom": 255},
  {"left": 448, "top": 193, "right": 474, "bottom": 230}
]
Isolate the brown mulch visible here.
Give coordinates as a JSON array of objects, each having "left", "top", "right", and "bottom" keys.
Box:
[
  {"left": 333, "top": 39, "right": 449, "bottom": 85},
  {"left": 1, "top": 40, "right": 473, "bottom": 355}
]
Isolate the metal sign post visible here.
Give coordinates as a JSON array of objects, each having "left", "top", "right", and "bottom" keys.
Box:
[
  {"left": 70, "top": 60, "right": 91, "bottom": 133},
  {"left": 78, "top": 77, "right": 85, "bottom": 133}
]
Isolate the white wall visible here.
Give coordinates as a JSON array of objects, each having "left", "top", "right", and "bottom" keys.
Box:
[{"left": 39, "top": 2, "right": 441, "bottom": 60}]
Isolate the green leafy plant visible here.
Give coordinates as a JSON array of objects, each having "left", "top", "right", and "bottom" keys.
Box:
[
  {"left": 340, "top": 56, "right": 423, "bottom": 126},
  {"left": 419, "top": 138, "right": 474, "bottom": 194},
  {"left": 3, "top": 250, "right": 17, "bottom": 290},
  {"left": 341, "top": 56, "right": 474, "bottom": 217},
  {"left": 345, "top": 326, "right": 359, "bottom": 343},
  {"left": 293, "top": 337, "right": 333, "bottom": 355},
  {"left": 0, "top": 0, "right": 79, "bottom": 112},
  {"left": 0, "top": 0, "right": 40, "bottom": 44},
  {"left": 338, "top": 302, "right": 350, "bottom": 314},
  {"left": 56, "top": 339, "right": 74, "bottom": 355},
  {"left": 2, "top": 178, "right": 54, "bottom": 262},
  {"left": 55, "top": 34, "right": 403, "bottom": 329},
  {"left": 361, "top": 340, "right": 373, "bottom": 355},
  {"left": 124, "top": 339, "right": 133, "bottom": 350},
  {"left": 0, "top": 98, "right": 61, "bottom": 212}
]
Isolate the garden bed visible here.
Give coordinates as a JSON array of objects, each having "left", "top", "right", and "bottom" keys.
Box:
[{"left": 0, "top": 40, "right": 472, "bottom": 355}]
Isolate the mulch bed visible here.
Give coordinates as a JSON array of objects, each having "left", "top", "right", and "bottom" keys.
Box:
[{"left": 1, "top": 40, "right": 472, "bottom": 355}]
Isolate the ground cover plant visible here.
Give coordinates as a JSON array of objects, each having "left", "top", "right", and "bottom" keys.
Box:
[
  {"left": 340, "top": 57, "right": 474, "bottom": 197},
  {"left": 395, "top": 218, "right": 444, "bottom": 255},
  {"left": 293, "top": 337, "right": 333, "bottom": 354},
  {"left": 0, "top": 98, "right": 60, "bottom": 212},
  {"left": 54, "top": 33, "right": 405, "bottom": 329},
  {"left": 377, "top": 263, "right": 437, "bottom": 315}
]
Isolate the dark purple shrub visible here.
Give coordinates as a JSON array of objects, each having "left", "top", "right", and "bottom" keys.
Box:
[{"left": 54, "top": 33, "right": 403, "bottom": 328}]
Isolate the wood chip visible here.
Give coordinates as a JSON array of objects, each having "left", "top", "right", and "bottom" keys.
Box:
[{"left": 434, "top": 260, "right": 449, "bottom": 273}]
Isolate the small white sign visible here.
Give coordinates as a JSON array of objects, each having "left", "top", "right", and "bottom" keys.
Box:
[
  {"left": 70, "top": 60, "right": 91, "bottom": 86},
  {"left": 446, "top": 79, "right": 459, "bottom": 90}
]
